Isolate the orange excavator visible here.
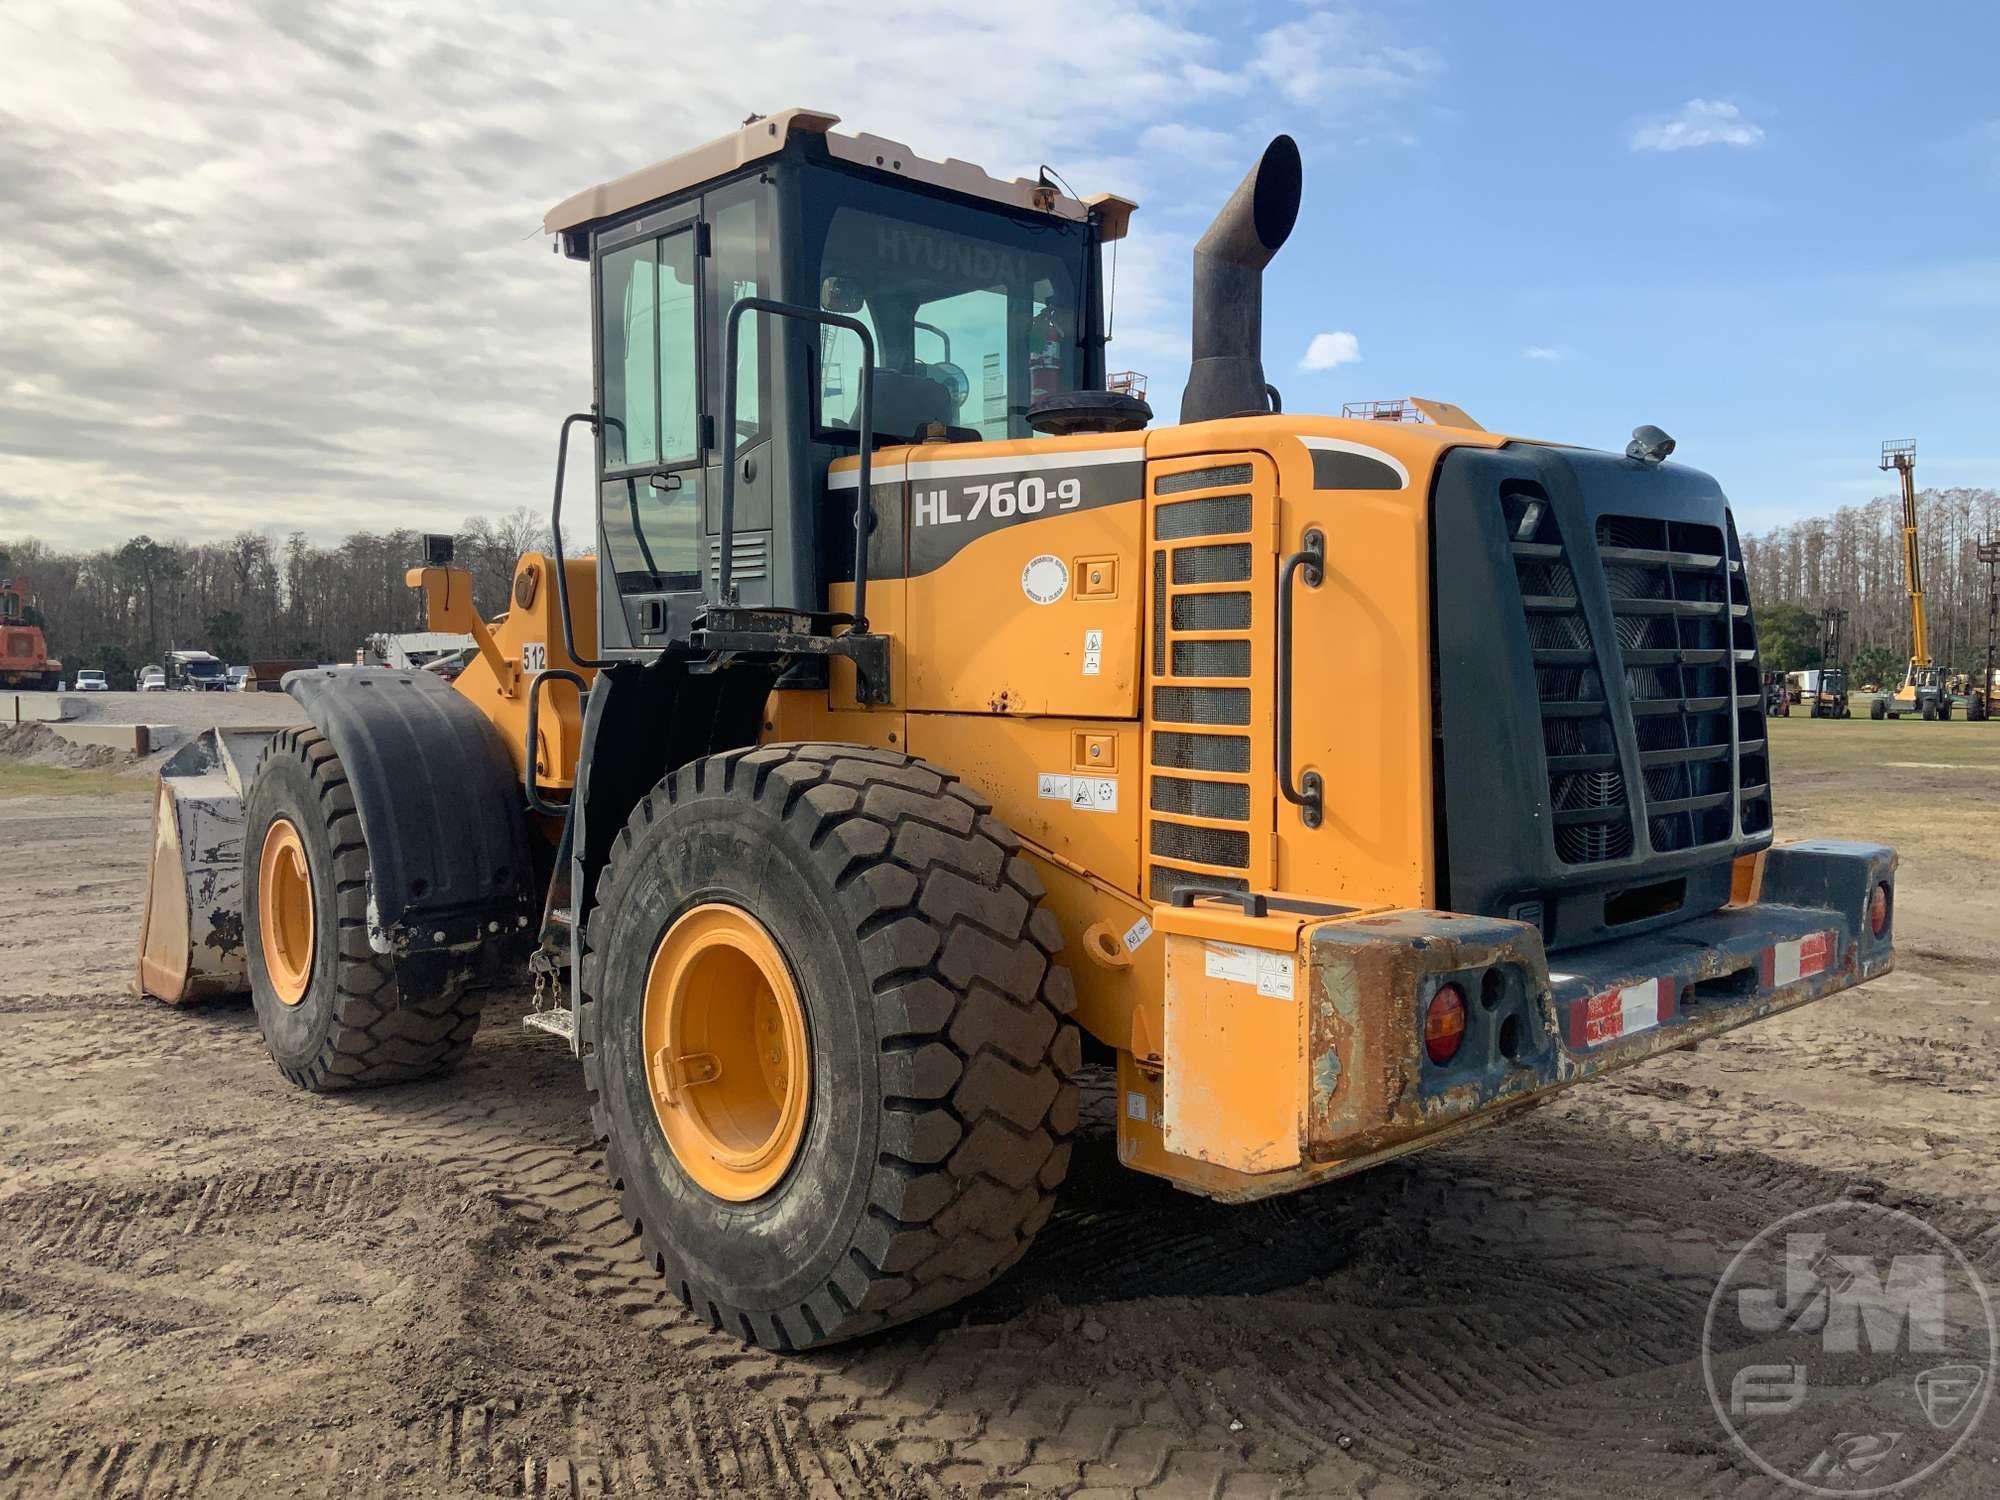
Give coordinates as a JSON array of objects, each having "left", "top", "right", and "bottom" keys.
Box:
[{"left": 0, "top": 556, "right": 62, "bottom": 691}]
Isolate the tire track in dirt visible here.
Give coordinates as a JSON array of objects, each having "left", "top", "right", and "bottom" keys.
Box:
[
  {"left": 0, "top": 1435, "right": 260, "bottom": 1500},
  {"left": 0, "top": 1163, "right": 433, "bottom": 1262},
  {"left": 46, "top": 1010, "right": 2000, "bottom": 1499},
  {"left": 7, "top": 794, "right": 2000, "bottom": 1500},
  {"left": 406, "top": 1388, "right": 890, "bottom": 1497}
]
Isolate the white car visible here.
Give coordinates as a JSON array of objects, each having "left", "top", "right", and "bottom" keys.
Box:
[
  {"left": 137, "top": 666, "right": 167, "bottom": 692},
  {"left": 73, "top": 669, "right": 109, "bottom": 692}
]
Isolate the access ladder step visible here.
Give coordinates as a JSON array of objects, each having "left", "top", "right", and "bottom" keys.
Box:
[{"left": 522, "top": 1009, "right": 575, "bottom": 1043}]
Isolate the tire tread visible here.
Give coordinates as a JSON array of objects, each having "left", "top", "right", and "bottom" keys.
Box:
[
  {"left": 576, "top": 743, "right": 1078, "bottom": 1349},
  {"left": 253, "top": 727, "right": 483, "bottom": 1091}
]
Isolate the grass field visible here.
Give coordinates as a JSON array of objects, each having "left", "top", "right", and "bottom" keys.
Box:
[
  {"left": 0, "top": 760, "right": 142, "bottom": 799},
  {"left": 1770, "top": 714, "right": 2000, "bottom": 899}
]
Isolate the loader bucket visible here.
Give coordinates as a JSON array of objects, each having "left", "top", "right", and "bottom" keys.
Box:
[{"left": 136, "top": 727, "right": 285, "bottom": 1004}]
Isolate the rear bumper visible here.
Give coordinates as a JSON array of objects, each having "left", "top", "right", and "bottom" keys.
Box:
[
  {"left": 1315, "top": 839, "right": 1894, "bottom": 1158},
  {"left": 1145, "top": 840, "right": 1895, "bottom": 1201}
]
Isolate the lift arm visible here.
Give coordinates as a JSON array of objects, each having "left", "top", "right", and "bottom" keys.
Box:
[
  {"left": 1882, "top": 441, "right": 1930, "bottom": 673},
  {"left": 1898, "top": 464, "right": 1930, "bottom": 668}
]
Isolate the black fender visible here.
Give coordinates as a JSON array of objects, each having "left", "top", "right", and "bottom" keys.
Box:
[
  {"left": 284, "top": 667, "right": 535, "bottom": 993},
  {"left": 565, "top": 653, "right": 771, "bottom": 990}
]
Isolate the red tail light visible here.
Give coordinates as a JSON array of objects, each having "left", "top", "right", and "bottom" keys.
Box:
[
  {"left": 1425, "top": 984, "right": 1467, "bottom": 1065},
  {"left": 1870, "top": 883, "right": 1890, "bottom": 938}
]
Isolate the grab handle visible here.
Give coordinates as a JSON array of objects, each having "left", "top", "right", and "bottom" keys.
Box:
[{"left": 1276, "top": 527, "right": 1324, "bottom": 829}]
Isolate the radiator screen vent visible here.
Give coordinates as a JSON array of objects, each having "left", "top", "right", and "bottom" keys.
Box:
[
  {"left": 1148, "top": 457, "right": 1268, "bottom": 901},
  {"left": 1150, "top": 822, "right": 1251, "bottom": 868},
  {"left": 1172, "top": 544, "right": 1252, "bottom": 585},
  {"left": 1151, "top": 776, "right": 1252, "bottom": 820},
  {"left": 1156, "top": 496, "right": 1253, "bottom": 539},
  {"left": 1153, "top": 686, "right": 1251, "bottom": 725},
  {"left": 1151, "top": 731, "right": 1250, "bottom": 772},
  {"left": 1171, "top": 592, "right": 1252, "bottom": 631},
  {"left": 1172, "top": 640, "right": 1251, "bottom": 678},
  {"left": 1155, "top": 463, "right": 1254, "bottom": 495}
]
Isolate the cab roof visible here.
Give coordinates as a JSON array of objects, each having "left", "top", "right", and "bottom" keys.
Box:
[{"left": 543, "top": 106, "right": 1135, "bottom": 243}]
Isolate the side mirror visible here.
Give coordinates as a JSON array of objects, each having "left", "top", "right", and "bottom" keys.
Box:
[{"left": 820, "top": 275, "right": 864, "bottom": 315}]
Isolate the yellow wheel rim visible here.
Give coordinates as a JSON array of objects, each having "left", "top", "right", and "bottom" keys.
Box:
[
  {"left": 257, "top": 817, "right": 315, "bottom": 1006},
  {"left": 642, "top": 904, "right": 810, "bottom": 1202}
]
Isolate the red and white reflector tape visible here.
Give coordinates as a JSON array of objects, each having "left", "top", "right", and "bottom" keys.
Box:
[
  {"left": 1567, "top": 977, "right": 1670, "bottom": 1049},
  {"left": 1763, "top": 930, "right": 1836, "bottom": 988}
]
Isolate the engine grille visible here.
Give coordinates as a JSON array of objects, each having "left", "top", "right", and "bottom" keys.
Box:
[
  {"left": 1145, "top": 458, "right": 1271, "bottom": 904},
  {"left": 1508, "top": 492, "right": 1770, "bottom": 864}
]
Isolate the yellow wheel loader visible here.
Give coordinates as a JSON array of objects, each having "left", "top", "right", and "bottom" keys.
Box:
[{"left": 140, "top": 110, "right": 1898, "bottom": 1350}]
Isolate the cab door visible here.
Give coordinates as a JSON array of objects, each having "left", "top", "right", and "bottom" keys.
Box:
[{"left": 594, "top": 209, "right": 705, "bottom": 652}]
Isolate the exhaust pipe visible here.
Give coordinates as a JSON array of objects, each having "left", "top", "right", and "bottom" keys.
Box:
[{"left": 1179, "top": 135, "right": 1303, "bottom": 425}]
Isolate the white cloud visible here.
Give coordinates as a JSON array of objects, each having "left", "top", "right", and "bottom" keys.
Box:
[
  {"left": 0, "top": 0, "right": 1235, "bottom": 548},
  {"left": 1250, "top": 6, "right": 1441, "bottom": 110},
  {"left": 1522, "top": 345, "right": 1564, "bottom": 361},
  {"left": 1299, "top": 332, "right": 1361, "bottom": 372},
  {"left": 1630, "top": 99, "right": 1765, "bottom": 153},
  {"left": 0, "top": 0, "right": 1450, "bottom": 550},
  {"left": 1139, "top": 121, "right": 1239, "bottom": 168}
]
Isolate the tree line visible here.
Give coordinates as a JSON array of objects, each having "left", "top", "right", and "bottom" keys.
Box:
[
  {"left": 1738, "top": 486, "right": 2000, "bottom": 687},
  {"left": 2, "top": 509, "right": 556, "bottom": 688},
  {"left": 8, "top": 484, "right": 1997, "bottom": 692}
]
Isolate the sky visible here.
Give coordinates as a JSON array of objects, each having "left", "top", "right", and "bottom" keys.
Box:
[{"left": 1, "top": 0, "right": 1995, "bottom": 551}]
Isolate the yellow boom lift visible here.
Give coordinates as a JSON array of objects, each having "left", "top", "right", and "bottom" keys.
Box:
[
  {"left": 1870, "top": 439, "right": 1951, "bottom": 719},
  {"left": 139, "top": 112, "right": 1898, "bottom": 1349}
]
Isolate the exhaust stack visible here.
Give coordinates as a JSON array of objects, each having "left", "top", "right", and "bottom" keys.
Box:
[{"left": 1179, "top": 135, "right": 1303, "bottom": 425}]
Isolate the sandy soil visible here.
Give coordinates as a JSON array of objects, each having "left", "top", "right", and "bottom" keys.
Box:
[
  {"left": 1, "top": 707, "right": 1997, "bottom": 1498},
  {"left": 42, "top": 689, "right": 311, "bottom": 731}
]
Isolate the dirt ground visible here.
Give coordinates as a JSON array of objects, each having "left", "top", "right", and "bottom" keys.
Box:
[{"left": 2, "top": 696, "right": 1998, "bottom": 1499}]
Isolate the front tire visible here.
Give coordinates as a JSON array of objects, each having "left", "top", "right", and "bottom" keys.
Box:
[
  {"left": 580, "top": 744, "right": 1079, "bottom": 1350},
  {"left": 243, "top": 728, "right": 484, "bottom": 1090}
]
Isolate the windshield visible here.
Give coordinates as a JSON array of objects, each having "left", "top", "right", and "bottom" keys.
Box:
[
  {"left": 185, "top": 660, "right": 223, "bottom": 679},
  {"left": 804, "top": 168, "right": 1089, "bottom": 444}
]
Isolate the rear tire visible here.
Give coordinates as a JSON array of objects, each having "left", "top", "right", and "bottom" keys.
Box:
[
  {"left": 579, "top": 744, "right": 1079, "bottom": 1350},
  {"left": 243, "top": 728, "right": 484, "bottom": 1090}
]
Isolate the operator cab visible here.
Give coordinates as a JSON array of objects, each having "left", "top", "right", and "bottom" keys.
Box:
[{"left": 545, "top": 109, "right": 1135, "bottom": 658}]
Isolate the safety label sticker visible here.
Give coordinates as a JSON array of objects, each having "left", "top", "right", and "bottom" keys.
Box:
[
  {"left": 1069, "top": 775, "right": 1118, "bottom": 813},
  {"left": 1037, "top": 772, "right": 1117, "bottom": 812},
  {"left": 1122, "top": 916, "right": 1153, "bottom": 952},
  {"left": 1204, "top": 941, "right": 1296, "bottom": 1000},
  {"left": 1082, "top": 629, "right": 1103, "bottom": 677}
]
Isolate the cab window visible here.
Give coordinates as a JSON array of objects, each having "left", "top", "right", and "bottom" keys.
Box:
[
  {"left": 598, "top": 226, "right": 701, "bottom": 592},
  {"left": 804, "top": 174, "right": 1086, "bottom": 445},
  {"left": 707, "top": 181, "right": 772, "bottom": 448}
]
